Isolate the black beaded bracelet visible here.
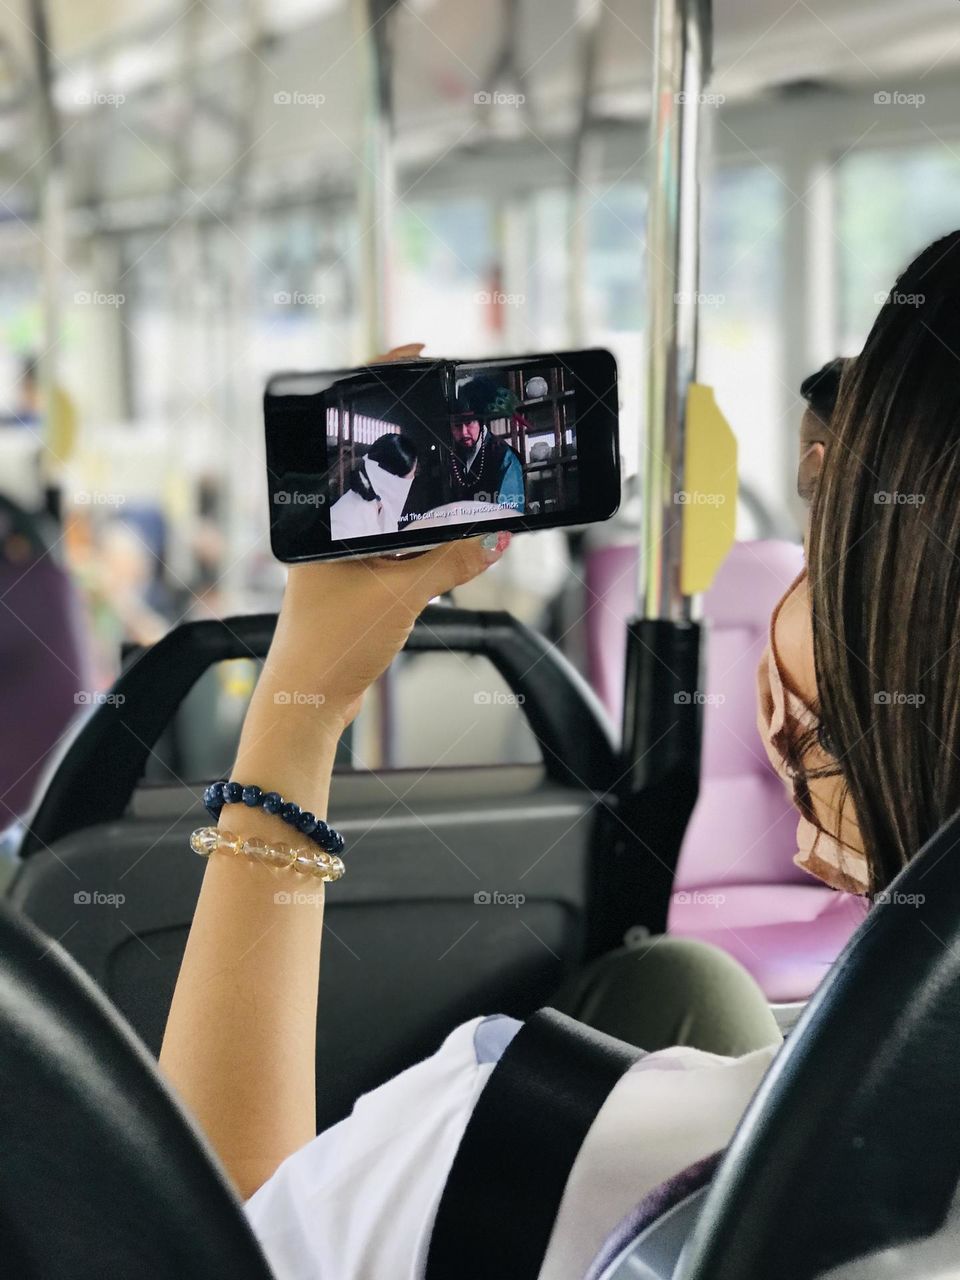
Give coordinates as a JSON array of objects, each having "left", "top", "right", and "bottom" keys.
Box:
[{"left": 203, "top": 780, "right": 346, "bottom": 855}]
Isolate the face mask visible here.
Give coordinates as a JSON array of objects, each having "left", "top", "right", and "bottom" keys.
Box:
[{"left": 755, "top": 567, "right": 871, "bottom": 896}]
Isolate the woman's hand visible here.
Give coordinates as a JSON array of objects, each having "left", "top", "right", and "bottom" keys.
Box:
[
  {"left": 267, "top": 531, "right": 511, "bottom": 731},
  {"left": 230, "top": 529, "right": 511, "bottom": 817},
  {"left": 251, "top": 339, "right": 511, "bottom": 748}
]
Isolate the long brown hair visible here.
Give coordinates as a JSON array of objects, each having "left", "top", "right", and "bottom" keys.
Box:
[{"left": 808, "top": 230, "right": 960, "bottom": 894}]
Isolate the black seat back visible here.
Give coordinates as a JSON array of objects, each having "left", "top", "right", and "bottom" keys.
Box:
[
  {"left": 677, "top": 805, "right": 960, "bottom": 1279},
  {"left": 0, "top": 898, "right": 272, "bottom": 1280},
  {"left": 11, "top": 606, "right": 619, "bottom": 1130}
]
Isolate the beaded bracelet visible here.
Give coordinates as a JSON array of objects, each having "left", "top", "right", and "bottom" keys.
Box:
[
  {"left": 190, "top": 826, "right": 346, "bottom": 881},
  {"left": 203, "top": 780, "right": 345, "bottom": 855}
]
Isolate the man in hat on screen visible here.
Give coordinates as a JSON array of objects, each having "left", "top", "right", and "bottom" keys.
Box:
[{"left": 447, "top": 375, "right": 525, "bottom": 514}]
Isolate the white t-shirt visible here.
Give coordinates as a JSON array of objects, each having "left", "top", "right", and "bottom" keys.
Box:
[{"left": 243, "top": 1016, "right": 776, "bottom": 1280}]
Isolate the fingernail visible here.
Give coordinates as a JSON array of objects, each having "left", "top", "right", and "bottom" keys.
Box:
[
  {"left": 481, "top": 533, "right": 499, "bottom": 551},
  {"left": 496, "top": 531, "right": 512, "bottom": 553}
]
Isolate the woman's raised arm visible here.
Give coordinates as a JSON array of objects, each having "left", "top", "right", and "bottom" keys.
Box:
[{"left": 158, "top": 534, "right": 509, "bottom": 1200}]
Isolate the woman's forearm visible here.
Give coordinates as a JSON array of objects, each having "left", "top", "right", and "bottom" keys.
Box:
[
  {"left": 158, "top": 531, "right": 507, "bottom": 1200},
  {"left": 159, "top": 662, "right": 345, "bottom": 1201}
]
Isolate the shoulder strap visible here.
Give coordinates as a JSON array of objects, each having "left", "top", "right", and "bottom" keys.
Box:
[{"left": 426, "top": 1007, "right": 645, "bottom": 1280}]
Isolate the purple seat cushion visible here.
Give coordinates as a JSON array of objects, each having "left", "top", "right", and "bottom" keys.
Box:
[
  {"left": 670, "top": 887, "right": 868, "bottom": 1003},
  {"left": 0, "top": 557, "right": 90, "bottom": 821}
]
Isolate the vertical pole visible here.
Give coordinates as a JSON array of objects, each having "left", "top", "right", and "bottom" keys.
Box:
[
  {"left": 641, "top": 0, "right": 712, "bottom": 623},
  {"left": 353, "top": 0, "right": 398, "bottom": 764},
  {"left": 27, "top": 0, "right": 66, "bottom": 505},
  {"left": 220, "top": 0, "right": 267, "bottom": 601},
  {"left": 567, "top": 0, "right": 604, "bottom": 347},
  {"left": 353, "top": 0, "right": 396, "bottom": 358},
  {"left": 592, "top": 0, "right": 714, "bottom": 952}
]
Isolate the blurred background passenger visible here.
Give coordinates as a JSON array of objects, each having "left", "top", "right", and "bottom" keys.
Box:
[{"left": 798, "top": 358, "right": 850, "bottom": 504}]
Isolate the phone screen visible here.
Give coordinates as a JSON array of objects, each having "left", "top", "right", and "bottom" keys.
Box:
[{"left": 265, "top": 349, "right": 619, "bottom": 562}]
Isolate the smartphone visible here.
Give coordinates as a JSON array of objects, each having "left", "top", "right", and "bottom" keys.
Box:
[{"left": 264, "top": 348, "right": 620, "bottom": 563}]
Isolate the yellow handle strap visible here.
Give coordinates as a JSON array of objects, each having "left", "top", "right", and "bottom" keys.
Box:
[{"left": 679, "top": 382, "right": 738, "bottom": 596}]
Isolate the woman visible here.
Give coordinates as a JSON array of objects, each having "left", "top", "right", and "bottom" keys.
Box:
[
  {"left": 160, "top": 231, "right": 959, "bottom": 1276},
  {"left": 329, "top": 431, "right": 418, "bottom": 539}
]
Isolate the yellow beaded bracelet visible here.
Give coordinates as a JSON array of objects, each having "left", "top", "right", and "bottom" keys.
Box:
[{"left": 190, "top": 826, "right": 346, "bottom": 882}]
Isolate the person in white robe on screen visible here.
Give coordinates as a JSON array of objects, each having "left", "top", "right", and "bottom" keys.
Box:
[{"left": 329, "top": 433, "right": 418, "bottom": 539}]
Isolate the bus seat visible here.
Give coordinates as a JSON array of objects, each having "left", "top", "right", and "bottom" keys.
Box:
[
  {"left": 583, "top": 537, "right": 865, "bottom": 1002},
  {"left": 0, "top": 516, "right": 91, "bottom": 823},
  {"left": 9, "top": 607, "right": 619, "bottom": 1133},
  {"left": 669, "top": 886, "right": 868, "bottom": 1005},
  {"left": 669, "top": 539, "right": 867, "bottom": 1001},
  {"left": 0, "top": 895, "right": 273, "bottom": 1279},
  {"left": 583, "top": 540, "right": 636, "bottom": 724}
]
